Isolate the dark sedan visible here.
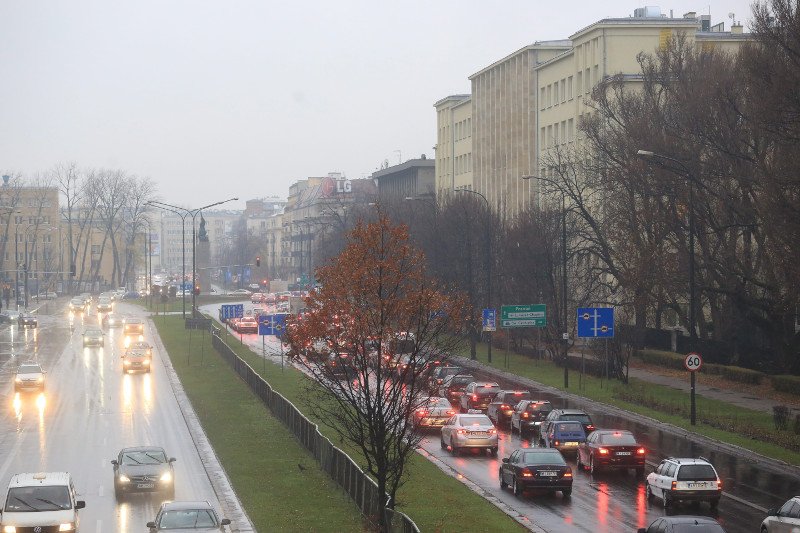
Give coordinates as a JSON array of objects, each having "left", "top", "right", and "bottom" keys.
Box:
[
  {"left": 510, "top": 400, "right": 553, "bottom": 438},
  {"left": 577, "top": 429, "right": 647, "bottom": 476},
  {"left": 438, "top": 374, "right": 475, "bottom": 405},
  {"left": 486, "top": 390, "right": 531, "bottom": 426},
  {"left": 18, "top": 313, "right": 38, "bottom": 328},
  {"left": 499, "top": 448, "right": 573, "bottom": 498},
  {"left": 147, "top": 501, "right": 230, "bottom": 531},
  {"left": 112, "top": 446, "right": 176, "bottom": 500}
]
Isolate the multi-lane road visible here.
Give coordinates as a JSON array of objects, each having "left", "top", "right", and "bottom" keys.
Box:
[
  {"left": 0, "top": 300, "right": 242, "bottom": 532},
  {"left": 223, "top": 298, "right": 783, "bottom": 532}
]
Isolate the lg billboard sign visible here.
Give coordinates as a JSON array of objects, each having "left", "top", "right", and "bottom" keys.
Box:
[{"left": 322, "top": 176, "right": 352, "bottom": 197}]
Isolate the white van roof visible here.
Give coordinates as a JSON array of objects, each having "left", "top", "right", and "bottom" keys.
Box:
[{"left": 8, "top": 472, "right": 72, "bottom": 488}]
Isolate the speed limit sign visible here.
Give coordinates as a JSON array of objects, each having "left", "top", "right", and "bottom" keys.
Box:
[{"left": 684, "top": 352, "right": 703, "bottom": 372}]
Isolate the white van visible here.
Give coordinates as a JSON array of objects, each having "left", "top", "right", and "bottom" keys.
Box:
[{"left": 0, "top": 472, "right": 85, "bottom": 531}]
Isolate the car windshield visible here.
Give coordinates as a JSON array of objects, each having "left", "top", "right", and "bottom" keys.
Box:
[
  {"left": 677, "top": 464, "right": 718, "bottom": 481},
  {"left": 555, "top": 422, "right": 583, "bottom": 432},
  {"left": 121, "top": 450, "right": 168, "bottom": 465},
  {"left": 475, "top": 386, "right": 498, "bottom": 394},
  {"left": 4, "top": 486, "right": 71, "bottom": 512},
  {"left": 158, "top": 509, "right": 218, "bottom": 529},
  {"left": 672, "top": 524, "right": 725, "bottom": 533},
  {"left": 599, "top": 433, "right": 637, "bottom": 445},
  {"left": 18, "top": 364, "right": 41, "bottom": 374},
  {"left": 522, "top": 451, "right": 566, "bottom": 465},
  {"left": 562, "top": 413, "right": 591, "bottom": 424},
  {"left": 460, "top": 415, "right": 492, "bottom": 426}
]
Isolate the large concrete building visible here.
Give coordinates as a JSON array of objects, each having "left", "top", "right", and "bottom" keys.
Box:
[
  {"left": 434, "top": 7, "right": 749, "bottom": 216},
  {"left": 372, "top": 157, "right": 435, "bottom": 204}
]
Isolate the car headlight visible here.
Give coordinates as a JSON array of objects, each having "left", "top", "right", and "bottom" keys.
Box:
[
  {"left": 160, "top": 472, "right": 172, "bottom": 482},
  {"left": 4, "top": 526, "right": 17, "bottom": 533},
  {"left": 124, "top": 360, "right": 130, "bottom": 365},
  {"left": 59, "top": 524, "right": 75, "bottom": 531},
  {"left": 15, "top": 377, "right": 21, "bottom": 383},
  {"left": 118, "top": 474, "right": 130, "bottom": 483},
  {"left": 38, "top": 376, "right": 44, "bottom": 382}
]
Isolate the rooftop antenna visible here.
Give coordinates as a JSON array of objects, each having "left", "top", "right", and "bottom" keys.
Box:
[{"left": 728, "top": 12, "right": 736, "bottom": 25}]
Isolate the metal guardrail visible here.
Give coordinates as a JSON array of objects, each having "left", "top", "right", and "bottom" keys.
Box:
[{"left": 210, "top": 326, "right": 419, "bottom": 533}]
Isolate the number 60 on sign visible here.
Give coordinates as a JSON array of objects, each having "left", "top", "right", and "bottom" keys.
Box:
[{"left": 684, "top": 352, "right": 703, "bottom": 372}]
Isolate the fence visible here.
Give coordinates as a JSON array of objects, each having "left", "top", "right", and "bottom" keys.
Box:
[{"left": 209, "top": 326, "right": 419, "bottom": 533}]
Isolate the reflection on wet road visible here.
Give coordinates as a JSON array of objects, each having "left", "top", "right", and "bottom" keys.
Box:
[{"left": 0, "top": 301, "right": 225, "bottom": 532}]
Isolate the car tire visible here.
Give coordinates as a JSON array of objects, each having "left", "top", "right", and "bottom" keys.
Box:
[
  {"left": 662, "top": 490, "right": 672, "bottom": 508},
  {"left": 562, "top": 488, "right": 572, "bottom": 498},
  {"left": 500, "top": 470, "right": 507, "bottom": 489},
  {"left": 440, "top": 438, "right": 446, "bottom": 450},
  {"left": 450, "top": 438, "right": 458, "bottom": 456},
  {"left": 114, "top": 487, "right": 123, "bottom": 502},
  {"left": 590, "top": 455, "right": 600, "bottom": 475},
  {"left": 490, "top": 447, "right": 498, "bottom": 457},
  {"left": 646, "top": 483, "right": 654, "bottom": 503},
  {"left": 512, "top": 477, "right": 522, "bottom": 497}
]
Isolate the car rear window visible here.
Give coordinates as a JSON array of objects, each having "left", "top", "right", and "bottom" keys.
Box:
[
  {"left": 528, "top": 403, "right": 552, "bottom": 413},
  {"left": 460, "top": 415, "right": 492, "bottom": 426},
  {"left": 428, "top": 398, "right": 451, "bottom": 408},
  {"left": 672, "top": 524, "right": 725, "bottom": 533},
  {"left": 555, "top": 422, "right": 583, "bottom": 432},
  {"left": 599, "top": 433, "right": 637, "bottom": 445},
  {"left": 506, "top": 391, "right": 531, "bottom": 401},
  {"left": 475, "top": 386, "right": 498, "bottom": 394},
  {"left": 522, "top": 451, "right": 566, "bottom": 465},
  {"left": 452, "top": 376, "right": 474, "bottom": 385},
  {"left": 562, "top": 413, "right": 591, "bottom": 424},
  {"left": 677, "top": 464, "right": 717, "bottom": 481}
]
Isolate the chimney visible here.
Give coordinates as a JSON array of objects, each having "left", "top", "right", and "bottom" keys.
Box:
[{"left": 731, "top": 23, "right": 744, "bottom": 34}]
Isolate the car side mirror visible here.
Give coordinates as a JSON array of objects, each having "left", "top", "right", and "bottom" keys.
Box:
[
  {"left": 75, "top": 500, "right": 85, "bottom": 509},
  {"left": 146, "top": 522, "right": 156, "bottom": 529},
  {"left": 111, "top": 460, "right": 118, "bottom": 466},
  {"left": 502, "top": 458, "right": 509, "bottom": 463},
  {"left": 221, "top": 519, "right": 231, "bottom": 526},
  {"left": 169, "top": 457, "right": 176, "bottom": 463},
  {"left": 767, "top": 507, "right": 778, "bottom": 516}
]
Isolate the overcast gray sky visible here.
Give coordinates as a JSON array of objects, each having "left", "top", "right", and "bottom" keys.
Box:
[{"left": 0, "top": 1, "right": 755, "bottom": 209}]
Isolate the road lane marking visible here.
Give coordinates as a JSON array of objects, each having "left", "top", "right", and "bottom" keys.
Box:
[{"left": 96, "top": 519, "right": 102, "bottom": 532}]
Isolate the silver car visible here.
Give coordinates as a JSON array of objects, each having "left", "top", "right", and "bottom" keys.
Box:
[
  {"left": 147, "top": 501, "right": 231, "bottom": 531},
  {"left": 761, "top": 496, "right": 800, "bottom": 532},
  {"left": 440, "top": 413, "right": 498, "bottom": 456},
  {"left": 14, "top": 363, "right": 45, "bottom": 393}
]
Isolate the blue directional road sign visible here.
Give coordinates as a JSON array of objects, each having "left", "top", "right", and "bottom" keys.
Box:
[
  {"left": 220, "top": 304, "right": 244, "bottom": 320},
  {"left": 482, "top": 308, "right": 497, "bottom": 332},
  {"left": 259, "top": 313, "right": 288, "bottom": 339},
  {"left": 576, "top": 307, "right": 614, "bottom": 338}
]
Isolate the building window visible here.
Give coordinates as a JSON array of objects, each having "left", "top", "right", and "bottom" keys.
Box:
[
  {"left": 577, "top": 72, "right": 582, "bottom": 97},
  {"left": 553, "top": 81, "right": 559, "bottom": 106},
  {"left": 547, "top": 85, "right": 552, "bottom": 107},
  {"left": 568, "top": 76, "right": 574, "bottom": 99},
  {"left": 540, "top": 87, "right": 546, "bottom": 110},
  {"left": 554, "top": 122, "right": 559, "bottom": 145},
  {"left": 561, "top": 79, "right": 566, "bottom": 102},
  {"left": 568, "top": 118, "right": 575, "bottom": 141},
  {"left": 540, "top": 127, "right": 546, "bottom": 150},
  {"left": 585, "top": 68, "right": 591, "bottom": 93}
]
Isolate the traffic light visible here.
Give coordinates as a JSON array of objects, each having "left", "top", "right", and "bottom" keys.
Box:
[
  {"left": 194, "top": 285, "right": 200, "bottom": 296},
  {"left": 256, "top": 256, "right": 261, "bottom": 267},
  {"left": 261, "top": 279, "right": 268, "bottom": 286}
]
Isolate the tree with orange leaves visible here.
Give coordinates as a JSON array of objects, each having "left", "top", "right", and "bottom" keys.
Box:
[{"left": 286, "top": 213, "right": 466, "bottom": 529}]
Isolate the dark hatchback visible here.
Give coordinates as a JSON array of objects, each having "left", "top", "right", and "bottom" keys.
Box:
[
  {"left": 438, "top": 374, "right": 475, "bottom": 405},
  {"left": 486, "top": 390, "right": 532, "bottom": 426},
  {"left": 499, "top": 448, "right": 573, "bottom": 498},
  {"left": 112, "top": 446, "right": 176, "bottom": 500},
  {"left": 577, "top": 429, "right": 646, "bottom": 476},
  {"left": 459, "top": 381, "right": 500, "bottom": 412},
  {"left": 18, "top": 313, "right": 38, "bottom": 328},
  {"left": 510, "top": 400, "right": 553, "bottom": 438},
  {"left": 427, "top": 365, "right": 461, "bottom": 393},
  {"left": 541, "top": 408, "right": 595, "bottom": 439}
]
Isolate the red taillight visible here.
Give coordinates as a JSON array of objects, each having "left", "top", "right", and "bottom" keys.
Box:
[
  {"left": 671, "top": 481, "right": 677, "bottom": 490},
  {"left": 501, "top": 404, "right": 509, "bottom": 410},
  {"left": 447, "top": 410, "right": 455, "bottom": 415},
  {"left": 598, "top": 448, "right": 609, "bottom": 455},
  {"left": 521, "top": 468, "right": 533, "bottom": 478},
  {"left": 717, "top": 480, "right": 722, "bottom": 489},
  {"left": 457, "top": 429, "right": 466, "bottom": 435},
  {"left": 554, "top": 441, "right": 560, "bottom": 446},
  {"left": 636, "top": 447, "right": 646, "bottom": 455},
  {"left": 563, "top": 469, "right": 573, "bottom": 478},
  {"left": 521, "top": 412, "right": 529, "bottom": 419},
  {"left": 416, "top": 409, "right": 427, "bottom": 416},
  {"left": 586, "top": 425, "right": 595, "bottom": 431},
  {"left": 472, "top": 394, "right": 478, "bottom": 401},
  {"left": 488, "top": 428, "right": 497, "bottom": 434},
  {"left": 437, "top": 379, "right": 443, "bottom": 384}
]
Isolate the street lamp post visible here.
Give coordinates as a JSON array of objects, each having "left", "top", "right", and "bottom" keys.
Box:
[
  {"left": 637, "top": 149, "right": 698, "bottom": 425},
  {"left": 455, "top": 188, "right": 493, "bottom": 364},
  {"left": 523, "top": 175, "right": 569, "bottom": 389},
  {"left": 22, "top": 225, "right": 52, "bottom": 308}
]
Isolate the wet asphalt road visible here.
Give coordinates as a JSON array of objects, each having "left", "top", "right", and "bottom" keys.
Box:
[{"left": 0, "top": 300, "right": 225, "bottom": 532}]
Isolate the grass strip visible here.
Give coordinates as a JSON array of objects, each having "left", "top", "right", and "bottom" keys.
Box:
[
  {"left": 153, "top": 316, "right": 367, "bottom": 532},
  {"left": 203, "top": 322, "right": 525, "bottom": 532},
  {"left": 462, "top": 342, "right": 800, "bottom": 465}
]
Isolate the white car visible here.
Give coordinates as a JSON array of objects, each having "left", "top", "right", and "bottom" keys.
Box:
[
  {"left": 645, "top": 457, "right": 722, "bottom": 509},
  {"left": 440, "top": 413, "right": 498, "bottom": 456},
  {"left": 761, "top": 496, "right": 800, "bottom": 532},
  {"left": 230, "top": 288, "right": 252, "bottom": 296},
  {"left": 14, "top": 362, "right": 45, "bottom": 393},
  {"left": 0, "top": 472, "right": 85, "bottom": 532}
]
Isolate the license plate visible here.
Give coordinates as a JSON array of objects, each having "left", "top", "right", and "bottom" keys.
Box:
[
  {"left": 616, "top": 451, "right": 632, "bottom": 455},
  {"left": 470, "top": 431, "right": 488, "bottom": 436},
  {"left": 539, "top": 471, "right": 557, "bottom": 477},
  {"left": 137, "top": 483, "right": 155, "bottom": 489},
  {"left": 688, "top": 482, "right": 709, "bottom": 488},
  {"left": 565, "top": 441, "right": 578, "bottom": 446}
]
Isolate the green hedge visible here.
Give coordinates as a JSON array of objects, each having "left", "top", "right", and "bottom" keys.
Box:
[
  {"left": 637, "top": 349, "right": 763, "bottom": 385},
  {"left": 771, "top": 375, "right": 800, "bottom": 395}
]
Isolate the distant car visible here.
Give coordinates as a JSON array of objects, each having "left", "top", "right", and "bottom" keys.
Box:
[
  {"left": 541, "top": 421, "right": 587, "bottom": 455},
  {"left": 1, "top": 309, "right": 20, "bottom": 323},
  {"left": 123, "top": 347, "right": 151, "bottom": 372},
  {"left": 326, "top": 352, "right": 355, "bottom": 379},
  {"left": 79, "top": 292, "right": 93, "bottom": 305},
  {"left": 412, "top": 397, "right": 455, "bottom": 429},
  {"left": 438, "top": 374, "right": 475, "bottom": 405},
  {"left": 486, "top": 390, "right": 532, "bottom": 425},
  {"left": 428, "top": 365, "right": 462, "bottom": 393},
  {"left": 146, "top": 500, "right": 231, "bottom": 531},
  {"left": 441, "top": 413, "right": 498, "bottom": 456},
  {"left": 18, "top": 313, "right": 37, "bottom": 328},
  {"left": 230, "top": 288, "right": 252, "bottom": 296},
  {"left": 499, "top": 447, "right": 573, "bottom": 498},
  {"left": 250, "top": 292, "right": 264, "bottom": 304},
  {"left": 69, "top": 297, "right": 86, "bottom": 314},
  {"left": 83, "top": 327, "right": 105, "bottom": 347},
  {"left": 638, "top": 516, "right": 726, "bottom": 533},
  {"left": 96, "top": 297, "right": 113, "bottom": 313},
  {"left": 510, "top": 400, "right": 553, "bottom": 438},
  {"left": 264, "top": 293, "right": 276, "bottom": 304},
  {"left": 761, "top": 496, "right": 800, "bottom": 533},
  {"left": 112, "top": 446, "right": 176, "bottom": 500},
  {"left": 540, "top": 408, "right": 595, "bottom": 439},
  {"left": 235, "top": 316, "right": 258, "bottom": 334},
  {"left": 34, "top": 291, "right": 58, "bottom": 300},
  {"left": 14, "top": 362, "right": 45, "bottom": 393},
  {"left": 103, "top": 312, "right": 124, "bottom": 328},
  {"left": 123, "top": 317, "right": 145, "bottom": 337},
  {"left": 129, "top": 340, "right": 154, "bottom": 357},
  {"left": 459, "top": 381, "right": 500, "bottom": 412},
  {"left": 123, "top": 291, "right": 141, "bottom": 299},
  {"left": 646, "top": 457, "right": 722, "bottom": 509},
  {"left": 576, "top": 429, "right": 646, "bottom": 476},
  {"left": 248, "top": 283, "right": 261, "bottom": 291}
]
